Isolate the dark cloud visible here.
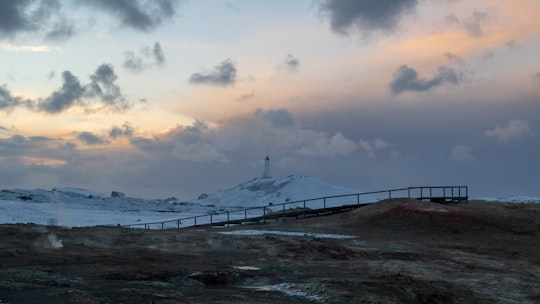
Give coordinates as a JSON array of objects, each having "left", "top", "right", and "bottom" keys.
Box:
[
  {"left": 0, "top": 0, "right": 74, "bottom": 42},
  {"left": 45, "top": 21, "right": 74, "bottom": 42},
  {"left": 38, "top": 71, "right": 84, "bottom": 113},
  {"left": 83, "top": 0, "right": 179, "bottom": 32},
  {"left": 0, "top": 0, "right": 177, "bottom": 41},
  {"left": 109, "top": 122, "right": 135, "bottom": 138},
  {"left": 36, "top": 64, "right": 129, "bottom": 113},
  {"left": 0, "top": 0, "right": 34, "bottom": 36},
  {"left": 1, "top": 84, "right": 31, "bottom": 111},
  {"left": 389, "top": 65, "right": 464, "bottom": 95},
  {"left": 319, "top": 0, "right": 418, "bottom": 35},
  {"left": 281, "top": 54, "right": 300, "bottom": 73},
  {"left": 255, "top": 108, "right": 295, "bottom": 127},
  {"left": 85, "top": 64, "right": 128, "bottom": 109},
  {"left": 189, "top": 59, "right": 237, "bottom": 86},
  {"left": 123, "top": 42, "right": 165, "bottom": 73},
  {"left": 77, "top": 132, "right": 108, "bottom": 146}
]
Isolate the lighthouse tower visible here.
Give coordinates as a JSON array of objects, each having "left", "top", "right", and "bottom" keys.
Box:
[{"left": 262, "top": 156, "right": 271, "bottom": 178}]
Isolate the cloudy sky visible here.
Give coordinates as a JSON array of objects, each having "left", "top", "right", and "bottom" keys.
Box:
[{"left": 1, "top": 0, "right": 539, "bottom": 199}]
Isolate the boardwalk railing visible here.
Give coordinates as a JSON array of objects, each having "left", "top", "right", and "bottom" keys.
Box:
[{"left": 123, "top": 186, "right": 468, "bottom": 230}]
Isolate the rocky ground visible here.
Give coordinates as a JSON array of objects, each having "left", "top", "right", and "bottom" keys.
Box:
[{"left": 1, "top": 199, "right": 539, "bottom": 303}]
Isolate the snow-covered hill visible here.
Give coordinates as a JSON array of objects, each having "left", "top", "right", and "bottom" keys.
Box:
[
  {"left": 195, "top": 175, "right": 375, "bottom": 208},
  {"left": 0, "top": 175, "right": 375, "bottom": 227}
]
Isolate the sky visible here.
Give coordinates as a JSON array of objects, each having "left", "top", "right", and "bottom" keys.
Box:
[{"left": 0, "top": 0, "right": 539, "bottom": 199}]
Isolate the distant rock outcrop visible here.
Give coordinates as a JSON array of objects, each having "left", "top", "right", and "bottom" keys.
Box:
[
  {"left": 198, "top": 193, "right": 209, "bottom": 199},
  {"left": 111, "top": 191, "right": 126, "bottom": 198}
]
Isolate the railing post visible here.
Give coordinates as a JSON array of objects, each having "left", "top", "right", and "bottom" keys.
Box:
[
  {"left": 407, "top": 188, "right": 410, "bottom": 198},
  {"left": 227, "top": 211, "right": 230, "bottom": 225},
  {"left": 324, "top": 197, "right": 326, "bottom": 209},
  {"left": 282, "top": 203, "right": 285, "bottom": 222},
  {"left": 177, "top": 220, "right": 180, "bottom": 230},
  {"left": 210, "top": 214, "right": 213, "bottom": 226},
  {"left": 388, "top": 190, "right": 392, "bottom": 199},
  {"left": 161, "top": 222, "right": 164, "bottom": 229},
  {"left": 194, "top": 217, "right": 197, "bottom": 226},
  {"left": 357, "top": 194, "right": 359, "bottom": 205}
]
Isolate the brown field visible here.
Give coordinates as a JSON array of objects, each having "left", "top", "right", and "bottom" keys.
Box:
[{"left": 1, "top": 199, "right": 539, "bottom": 303}]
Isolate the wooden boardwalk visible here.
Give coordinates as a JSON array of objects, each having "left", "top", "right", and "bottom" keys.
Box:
[{"left": 124, "top": 186, "right": 468, "bottom": 230}]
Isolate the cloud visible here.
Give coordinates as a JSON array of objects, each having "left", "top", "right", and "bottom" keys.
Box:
[
  {"left": 0, "top": 0, "right": 178, "bottom": 42},
  {"left": 255, "top": 108, "right": 295, "bottom": 127},
  {"left": 485, "top": 120, "right": 532, "bottom": 143},
  {"left": 237, "top": 92, "right": 255, "bottom": 101},
  {"left": 33, "top": 64, "right": 130, "bottom": 113},
  {"left": 0, "top": 134, "right": 71, "bottom": 167},
  {"left": 84, "top": 64, "right": 128, "bottom": 109},
  {"left": 77, "top": 132, "right": 109, "bottom": 146},
  {"left": 298, "top": 132, "right": 358, "bottom": 157},
  {"left": 172, "top": 143, "right": 228, "bottom": 163},
  {"left": 188, "top": 59, "right": 237, "bottom": 86},
  {"left": 443, "top": 52, "right": 465, "bottom": 66},
  {"left": 463, "top": 11, "right": 489, "bottom": 37},
  {"left": 389, "top": 65, "right": 465, "bottom": 95},
  {"left": 319, "top": 0, "right": 418, "bottom": 35},
  {"left": 38, "top": 71, "right": 84, "bottom": 113},
  {"left": 0, "top": 0, "right": 75, "bottom": 42},
  {"left": 533, "top": 73, "right": 540, "bottom": 86},
  {"left": 0, "top": 43, "right": 61, "bottom": 52},
  {"left": 279, "top": 54, "right": 300, "bottom": 73},
  {"left": 109, "top": 122, "right": 135, "bottom": 138},
  {"left": 450, "top": 145, "right": 474, "bottom": 163},
  {"left": 123, "top": 42, "right": 166, "bottom": 73},
  {"left": 483, "top": 50, "right": 495, "bottom": 60},
  {"left": 298, "top": 132, "right": 357, "bottom": 157},
  {"left": 81, "top": 0, "right": 179, "bottom": 32},
  {"left": 505, "top": 40, "right": 518, "bottom": 49},
  {"left": 359, "top": 138, "right": 389, "bottom": 157},
  {"left": 1, "top": 85, "right": 32, "bottom": 111},
  {"left": 447, "top": 10, "right": 492, "bottom": 38}
]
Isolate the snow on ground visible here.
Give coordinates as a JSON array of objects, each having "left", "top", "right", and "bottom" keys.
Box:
[
  {"left": 194, "top": 175, "right": 376, "bottom": 208},
  {"left": 1, "top": 176, "right": 538, "bottom": 228},
  {"left": 0, "top": 175, "right": 377, "bottom": 227},
  {"left": 479, "top": 196, "right": 540, "bottom": 203}
]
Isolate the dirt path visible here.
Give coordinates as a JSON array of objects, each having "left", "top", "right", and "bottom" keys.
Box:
[{"left": 1, "top": 199, "right": 539, "bottom": 303}]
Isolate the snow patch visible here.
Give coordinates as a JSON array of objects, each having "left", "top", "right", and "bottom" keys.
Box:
[{"left": 480, "top": 196, "right": 540, "bottom": 203}]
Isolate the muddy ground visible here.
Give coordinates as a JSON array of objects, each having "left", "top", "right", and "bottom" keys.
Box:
[{"left": 1, "top": 199, "right": 539, "bottom": 303}]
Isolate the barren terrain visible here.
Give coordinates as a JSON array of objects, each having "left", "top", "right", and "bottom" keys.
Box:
[{"left": 1, "top": 199, "right": 539, "bottom": 303}]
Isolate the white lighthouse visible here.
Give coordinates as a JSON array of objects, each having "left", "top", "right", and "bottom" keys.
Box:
[{"left": 262, "top": 156, "right": 271, "bottom": 178}]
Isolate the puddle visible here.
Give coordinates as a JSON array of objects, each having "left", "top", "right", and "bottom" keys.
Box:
[
  {"left": 236, "top": 283, "right": 324, "bottom": 302},
  {"left": 233, "top": 266, "right": 261, "bottom": 271}
]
